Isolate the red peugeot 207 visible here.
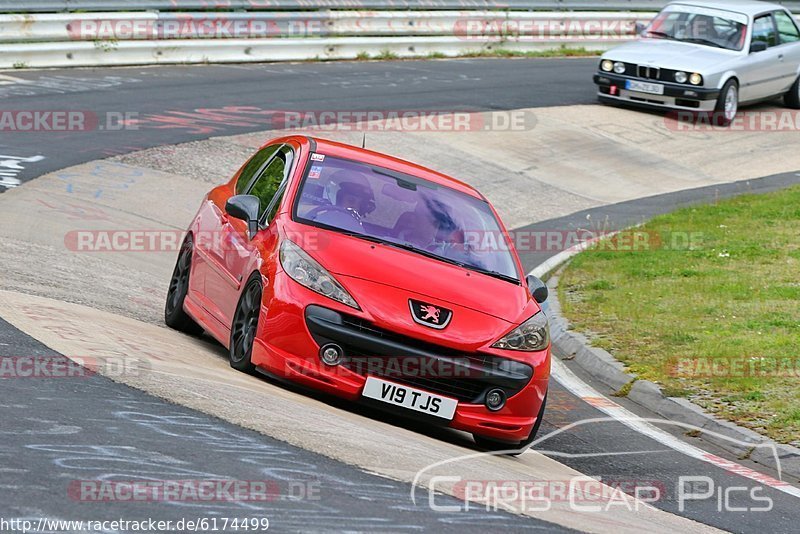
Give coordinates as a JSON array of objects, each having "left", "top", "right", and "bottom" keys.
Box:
[{"left": 165, "top": 135, "right": 550, "bottom": 452}]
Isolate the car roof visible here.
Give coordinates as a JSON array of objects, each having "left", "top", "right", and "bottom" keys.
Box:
[
  {"left": 667, "top": 0, "right": 788, "bottom": 17},
  {"left": 307, "top": 136, "right": 485, "bottom": 200}
]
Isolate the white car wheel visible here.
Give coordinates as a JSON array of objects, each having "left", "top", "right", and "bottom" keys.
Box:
[
  {"left": 714, "top": 80, "right": 739, "bottom": 126},
  {"left": 724, "top": 85, "right": 738, "bottom": 122}
]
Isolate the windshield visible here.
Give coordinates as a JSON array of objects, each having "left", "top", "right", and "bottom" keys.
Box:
[
  {"left": 293, "top": 154, "right": 520, "bottom": 282},
  {"left": 644, "top": 6, "right": 747, "bottom": 51}
]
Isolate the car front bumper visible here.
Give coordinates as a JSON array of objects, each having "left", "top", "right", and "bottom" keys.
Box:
[
  {"left": 250, "top": 272, "right": 549, "bottom": 443},
  {"left": 594, "top": 73, "right": 720, "bottom": 112}
]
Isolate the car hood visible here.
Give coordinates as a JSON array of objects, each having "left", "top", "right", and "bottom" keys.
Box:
[
  {"left": 294, "top": 228, "right": 533, "bottom": 325},
  {"left": 605, "top": 38, "right": 739, "bottom": 72}
]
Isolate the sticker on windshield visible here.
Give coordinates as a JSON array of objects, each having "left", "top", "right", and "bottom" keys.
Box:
[
  {"left": 311, "top": 153, "right": 325, "bottom": 162},
  {"left": 308, "top": 165, "right": 323, "bottom": 179}
]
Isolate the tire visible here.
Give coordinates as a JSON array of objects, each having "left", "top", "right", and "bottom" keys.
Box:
[
  {"left": 165, "top": 235, "right": 203, "bottom": 335},
  {"left": 229, "top": 274, "right": 262, "bottom": 374},
  {"left": 713, "top": 79, "right": 738, "bottom": 126},
  {"left": 473, "top": 392, "right": 548, "bottom": 456},
  {"left": 784, "top": 75, "right": 800, "bottom": 109}
]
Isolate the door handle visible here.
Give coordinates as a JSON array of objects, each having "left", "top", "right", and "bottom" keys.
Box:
[{"left": 778, "top": 54, "right": 785, "bottom": 61}]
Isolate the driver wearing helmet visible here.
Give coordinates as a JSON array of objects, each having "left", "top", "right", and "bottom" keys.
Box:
[
  {"left": 311, "top": 170, "right": 376, "bottom": 232},
  {"left": 688, "top": 14, "right": 718, "bottom": 40}
]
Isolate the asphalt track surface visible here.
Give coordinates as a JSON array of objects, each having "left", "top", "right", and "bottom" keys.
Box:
[
  {"left": 0, "top": 58, "right": 597, "bottom": 186},
  {"left": 1, "top": 58, "right": 799, "bottom": 533}
]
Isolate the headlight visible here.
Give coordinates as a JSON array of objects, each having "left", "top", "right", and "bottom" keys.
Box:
[
  {"left": 674, "top": 71, "right": 688, "bottom": 83},
  {"left": 491, "top": 312, "right": 549, "bottom": 352},
  {"left": 601, "top": 60, "right": 613, "bottom": 72},
  {"left": 689, "top": 73, "right": 703, "bottom": 85},
  {"left": 613, "top": 61, "right": 626, "bottom": 74},
  {"left": 279, "top": 239, "right": 359, "bottom": 309}
]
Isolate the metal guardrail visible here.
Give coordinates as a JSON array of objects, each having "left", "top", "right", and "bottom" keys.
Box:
[
  {"left": 0, "top": 10, "right": 644, "bottom": 67},
  {"left": 0, "top": 36, "right": 623, "bottom": 69},
  {"left": 0, "top": 11, "right": 651, "bottom": 42},
  {"left": 2, "top": 1, "right": 798, "bottom": 13},
  {"left": 1, "top": 4, "right": 797, "bottom": 69}
]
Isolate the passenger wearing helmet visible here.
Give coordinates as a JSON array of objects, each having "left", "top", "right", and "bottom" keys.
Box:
[{"left": 309, "top": 170, "right": 376, "bottom": 233}]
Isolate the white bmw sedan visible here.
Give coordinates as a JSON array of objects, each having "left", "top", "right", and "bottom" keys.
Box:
[{"left": 593, "top": 0, "right": 800, "bottom": 125}]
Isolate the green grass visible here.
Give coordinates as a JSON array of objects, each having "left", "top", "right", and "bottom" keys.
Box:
[
  {"left": 559, "top": 186, "right": 800, "bottom": 446},
  {"left": 348, "top": 46, "right": 600, "bottom": 62},
  {"left": 373, "top": 49, "right": 399, "bottom": 60},
  {"left": 457, "top": 46, "right": 602, "bottom": 59}
]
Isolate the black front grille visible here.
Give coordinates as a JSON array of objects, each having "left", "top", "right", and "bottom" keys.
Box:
[
  {"left": 304, "top": 306, "right": 533, "bottom": 404},
  {"left": 637, "top": 65, "right": 661, "bottom": 80},
  {"left": 339, "top": 315, "right": 494, "bottom": 370},
  {"left": 635, "top": 65, "right": 685, "bottom": 84}
]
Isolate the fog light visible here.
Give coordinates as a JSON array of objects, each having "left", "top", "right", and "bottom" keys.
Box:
[
  {"left": 485, "top": 389, "right": 506, "bottom": 411},
  {"left": 319, "top": 343, "right": 343, "bottom": 366}
]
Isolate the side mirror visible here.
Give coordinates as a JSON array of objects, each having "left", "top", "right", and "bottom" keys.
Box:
[
  {"left": 225, "top": 195, "right": 260, "bottom": 239},
  {"left": 526, "top": 274, "right": 548, "bottom": 304},
  {"left": 750, "top": 41, "right": 768, "bottom": 53},
  {"left": 634, "top": 21, "right": 646, "bottom": 36}
]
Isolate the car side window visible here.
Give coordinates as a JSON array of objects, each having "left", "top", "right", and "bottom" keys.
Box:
[
  {"left": 234, "top": 144, "right": 280, "bottom": 195},
  {"left": 249, "top": 146, "right": 294, "bottom": 223},
  {"left": 774, "top": 11, "right": 800, "bottom": 43},
  {"left": 752, "top": 14, "right": 778, "bottom": 48}
]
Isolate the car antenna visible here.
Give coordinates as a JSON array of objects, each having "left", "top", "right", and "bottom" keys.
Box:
[{"left": 361, "top": 133, "right": 366, "bottom": 149}]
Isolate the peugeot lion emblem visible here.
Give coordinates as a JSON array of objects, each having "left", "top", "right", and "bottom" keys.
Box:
[{"left": 409, "top": 299, "right": 453, "bottom": 330}]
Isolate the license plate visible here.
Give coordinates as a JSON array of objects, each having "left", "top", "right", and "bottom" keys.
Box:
[
  {"left": 625, "top": 80, "right": 664, "bottom": 95},
  {"left": 362, "top": 376, "right": 457, "bottom": 420}
]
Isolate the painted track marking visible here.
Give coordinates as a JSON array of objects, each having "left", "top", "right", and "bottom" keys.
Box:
[{"left": 545, "top": 358, "right": 800, "bottom": 499}]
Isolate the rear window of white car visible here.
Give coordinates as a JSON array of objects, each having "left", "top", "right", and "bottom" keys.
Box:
[{"left": 775, "top": 11, "right": 800, "bottom": 43}]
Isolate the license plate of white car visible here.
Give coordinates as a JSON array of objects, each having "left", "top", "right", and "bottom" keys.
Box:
[
  {"left": 625, "top": 80, "right": 665, "bottom": 95},
  {"left": 362, "top": 376, "right": 457, "bottom": 420}
]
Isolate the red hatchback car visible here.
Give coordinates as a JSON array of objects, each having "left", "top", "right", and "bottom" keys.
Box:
[{"left": 165, "top": 135, "right": 550, "bottom": 452}]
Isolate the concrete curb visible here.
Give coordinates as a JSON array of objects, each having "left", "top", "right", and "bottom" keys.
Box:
[{"left": 544, "top": 267, "right": 800, "bottom": 482}]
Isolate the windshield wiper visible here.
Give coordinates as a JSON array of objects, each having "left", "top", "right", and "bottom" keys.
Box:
[
  {"left": 644, "top": 30, "right": 678, "bottom": 40},
  {"left": 464, "top": 266, "right": 520, "bottom": 284},
  {"left": 381, "top": 240, "right": 466, "bottom": 266},
  {"left": 678, "top": 37, "right": 725, "bottom": 49}
]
